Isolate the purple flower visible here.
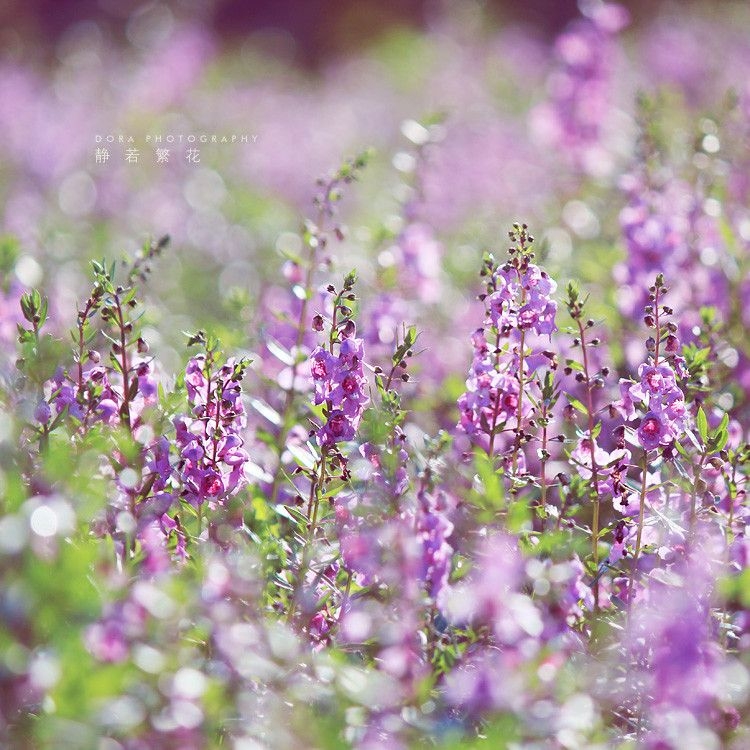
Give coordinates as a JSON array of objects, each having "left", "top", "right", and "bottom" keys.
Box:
[
  {"left": 96, "top": 398, "right": 119, "bottom": 424},
  {"left": 613, "top": 377, "right": 637, "bottom": 420},
  {"left": 310, "top": 346, "right": 337, "bottom": 390},
  {"left": 416, "top": 489, "right": 454, "bottom": 601},
  {"left": 184, "top": 354, "right": 208, "bottom": 403},
  {"left": 638, "top": 411, "right": 672, "bottom": 451},
  {"left": 633, "top": 362, "right": 677, "bottom": 399},
  {"left": 34, "top": 400, "right": 51, "bottom": 425},
  {"left": 174, "top": 356, "right": 249, "bottom": 507},
  {"left": 317, "top": 409, "right": 355, "bottom": 445},
  {"left": 570, "top": 435, "right": 631, "bottom": 499},
  {"left": 309, "top": 336, "right": 369, "bottom": 447}
]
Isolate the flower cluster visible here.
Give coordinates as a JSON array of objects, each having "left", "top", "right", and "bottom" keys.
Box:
[
  {"left": 486, "top": 262, "right": 558, "bottom": 337},
  {"left": 457, "top": 225, "right": 557, "bottom": 466},
  {"left": 457, "top": 327, "right": 527, "bottom": 441},
  {"left": 310, "top": 328, "right": 369, "bottom": 447},
  {"left": 175, "top": 352, "right": 249, "bottom": 507},
  {"left": 614, "top": 280, "right": 689, "bottom": 452}
]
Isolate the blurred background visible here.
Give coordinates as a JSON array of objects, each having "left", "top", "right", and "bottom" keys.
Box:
[
  {"left": 1, "top": 0, "right": 683, "bottom": 66},
  {"left": 1, "top": 0, "right": 749, "bottom": 389}
]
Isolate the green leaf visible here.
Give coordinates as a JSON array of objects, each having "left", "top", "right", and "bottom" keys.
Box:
[
  {"left": 696, "top": 406, "right": 708, "bottom": 444},
  {"left": 565, "top": 395, "right": 588, "bottom": 416},
  {"left": 473, "top": 451, "right": 505, "bottom": 510},
  {"left": 507, "top": 498, "right": 531, "bottom": 532},
  {"left": 710, "top": 428, "right": 729, "bottom": 453}
]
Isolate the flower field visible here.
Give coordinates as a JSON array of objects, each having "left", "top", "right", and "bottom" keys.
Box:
[{"left": 2, "top": 1, "right": 750, "bottom": 748}]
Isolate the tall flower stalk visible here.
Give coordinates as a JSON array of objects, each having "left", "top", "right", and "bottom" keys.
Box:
[
  {"left": 267, "top": 154, "right": 370, "bottom": 507},
  {"left": 457, "top": 224, "right": 558, "bottom": 491},
  {"left": 287, "top": 272, "right": 369, "bottom": 626}
]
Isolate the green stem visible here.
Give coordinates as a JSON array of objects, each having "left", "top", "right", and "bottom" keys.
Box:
[
  {"left": 289, "top": 448, "right": 328, "bottom": 624},
  {"left": 689, "top": 452, "right": 707, "bottom": 542},
  {"left": 577, "top": 318, "right": 602, "bottom": 609},
  {"left": 627, "top": 453, "right": 649, "bottom": 613},
  {"left": 113, "top": 296, "right": 132, "bottom": 431},
  {"left": 511, "top": 328, "right": 527, "bottom": 482},
  {"left": 487, "top": 332, "right": 503, "bottom": 459}
]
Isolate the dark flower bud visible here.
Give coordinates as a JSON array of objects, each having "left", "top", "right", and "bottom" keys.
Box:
[
  {"left": 312, "top": 314, "right": 324, "bottom": 332},
  {"left": 661, "top": 444, "right": 675, "bottom": 460}
]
